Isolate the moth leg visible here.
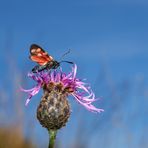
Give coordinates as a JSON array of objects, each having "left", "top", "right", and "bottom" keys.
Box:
[{"left": 32, "top": 65, "right": 40, "bottom": 73}]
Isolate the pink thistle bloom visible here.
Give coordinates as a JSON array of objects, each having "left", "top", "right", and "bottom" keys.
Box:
[{"left": 21, "top": 64, "right": 104, "bottom": 113}]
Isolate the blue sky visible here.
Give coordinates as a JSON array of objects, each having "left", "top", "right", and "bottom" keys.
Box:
[{"left": 0, "top": 0, "right": 148, "bottom": 147}]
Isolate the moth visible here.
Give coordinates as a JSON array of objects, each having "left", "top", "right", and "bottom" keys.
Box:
[{"left": 29, "top": 44, "right": 73, "bottom": 73}]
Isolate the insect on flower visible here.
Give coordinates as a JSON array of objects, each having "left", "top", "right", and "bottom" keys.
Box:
[
  {"left": 21, "top": 64, "right": 104, "bottom": 113},
  {"left": 21, "top": 45, "right": 104, "bottom": 148},
  {"left": 29, "top": 44, "right": 73, "bottom": 73}
]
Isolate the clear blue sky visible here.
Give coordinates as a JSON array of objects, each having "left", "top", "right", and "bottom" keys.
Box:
[{"left": 0, "top": 0, "right": 148, "bottom": 147}]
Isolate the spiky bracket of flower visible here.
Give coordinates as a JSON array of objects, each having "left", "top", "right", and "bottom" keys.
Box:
[{"left": 21, "top": 64, "right": 104, "bottom": 148}]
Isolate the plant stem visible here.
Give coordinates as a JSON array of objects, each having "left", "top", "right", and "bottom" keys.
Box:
[{"left": 48, "top": 130, "right": 57, "bottom": 148}]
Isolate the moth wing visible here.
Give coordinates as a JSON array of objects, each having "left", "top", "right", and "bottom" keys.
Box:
[{"left": 29, "top": 44, "right": 54, "bottom": 65}]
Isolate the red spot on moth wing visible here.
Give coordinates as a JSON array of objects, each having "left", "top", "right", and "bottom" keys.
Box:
[{"left": 30, "top": 55, "right": 49, "bottom": 66}]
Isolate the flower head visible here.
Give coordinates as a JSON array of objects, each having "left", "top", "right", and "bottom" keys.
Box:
[{"left": 21, "top": 64, "right": 104, "bottom": 113}]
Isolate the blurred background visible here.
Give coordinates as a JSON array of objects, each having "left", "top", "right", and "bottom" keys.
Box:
[{"left": 0, "top": 0, "right": 148, "bottom": 148}]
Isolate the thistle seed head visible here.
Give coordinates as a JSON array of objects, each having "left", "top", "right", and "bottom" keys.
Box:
[{"left": 37, "top": 83, "right": 70, "bottom": 130}]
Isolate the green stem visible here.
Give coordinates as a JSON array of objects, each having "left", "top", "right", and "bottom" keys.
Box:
[{"left": 48, "top": 130, "right": 57, "bottom": 148}]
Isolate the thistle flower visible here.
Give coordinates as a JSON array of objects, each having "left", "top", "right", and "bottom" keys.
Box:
[
  {"left": 21, "top": 64, "right": 104, "bottom": 113},
  {"left": 21, "top": 64, "right": 104, "bottom": 147}
]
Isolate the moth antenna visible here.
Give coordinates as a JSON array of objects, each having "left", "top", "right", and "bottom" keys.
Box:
[
  {"left": 60, "top": 49, "right": 71, "bottom": 61},
  {"left": 60, "top": 60, "right": 74, "bottom": 64}
]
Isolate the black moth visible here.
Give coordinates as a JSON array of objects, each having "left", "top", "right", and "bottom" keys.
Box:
[{"left": 29, "top": 44, "right": 73, "bottom": 73}]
